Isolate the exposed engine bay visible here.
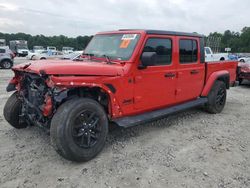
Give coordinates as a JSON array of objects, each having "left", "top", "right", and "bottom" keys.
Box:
[
  {"left": 18, "top": 73, "right": 52, "bottom": 129},
  {"left": 14, "top": 72, "right": 110, "bottom": 130}
]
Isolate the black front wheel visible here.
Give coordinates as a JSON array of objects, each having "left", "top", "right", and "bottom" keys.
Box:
[
  {"left": 3, "top": 92, "right": 27, "bottom": 129},
  {"left": 205, "top": 80, "right": 227, "bottom": 114},
  {"left": 50, "top": 98, "right": 108, "bottom": 162}
]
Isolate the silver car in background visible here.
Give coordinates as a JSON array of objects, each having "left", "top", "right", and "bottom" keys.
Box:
[{"left": 0, "top": 48, "right": 14, "bottom": 69}]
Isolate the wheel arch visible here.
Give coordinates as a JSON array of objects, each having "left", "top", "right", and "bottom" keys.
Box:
[
  {"left": 201, "top": 71, "right": 230, "bottom": 97},
  {"left": 54, "top": 85, "right": 121, "bottom": 119},
  {"left": 220, "top": 57, "right": 225, "bottom": 61}
]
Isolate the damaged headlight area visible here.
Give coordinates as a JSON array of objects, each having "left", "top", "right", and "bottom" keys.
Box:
[{"left": 19, "top": 73, "right": 53, "bottom": 129}]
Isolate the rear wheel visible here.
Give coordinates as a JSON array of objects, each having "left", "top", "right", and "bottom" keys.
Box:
[
  {"left": 50, "top": 98, "right": 108, "bottom": 162},
  {"left": 205, "top": 80, "right": 227, "bottom": 114},
  {"left": 3, "top": 92, "right": 27, "bottom": 129}
]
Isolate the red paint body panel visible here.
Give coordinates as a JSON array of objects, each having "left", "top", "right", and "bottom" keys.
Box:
[
  {"left": 175, "top": 36, "right": 205, "bottom": 103},
  {"left": 201, "top": 70, "right": 229, "bottom": 96},
  {"left": 205, "top": 61, "right": 237, "bottom": 83},
  {"left": 10, "top": 30, "right": 238, "bottom": 119},
  {"left": 13, "top": 60, "right": 124, "bottom": 76},
  {"left": 201, "top": 61, "right": 237, "bottom": 96}
]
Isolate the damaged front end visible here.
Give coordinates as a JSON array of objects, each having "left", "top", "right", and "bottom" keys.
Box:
[{"left": 8, "top": 72, "right": 54, "bottom": 129}]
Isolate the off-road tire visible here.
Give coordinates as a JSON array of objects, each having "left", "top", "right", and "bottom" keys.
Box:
[
  {"left": 3, "top": 92, "right": 27, "bottom": 129},
  {"left": 50, "top": 98, "right": 108, "bottom": 162},
  {"left": 205, "top": 80, "right": 227, "bottom": 114}
]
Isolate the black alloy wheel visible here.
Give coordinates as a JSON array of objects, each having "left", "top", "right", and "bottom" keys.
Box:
[
  {"left": 72, "top": 110, "right": 101, "bottom": 149},
  {"left": 215, "top": 87, "right": 226, "bottom": 107}
]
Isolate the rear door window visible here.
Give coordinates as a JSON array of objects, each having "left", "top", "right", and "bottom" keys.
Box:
[{"left": 179, "top": 39, "right": 198, "bottom": 63}]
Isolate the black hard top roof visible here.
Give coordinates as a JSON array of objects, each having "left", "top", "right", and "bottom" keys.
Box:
[{"left": 118, "top": 29, "right": 204, "bottom": 38}]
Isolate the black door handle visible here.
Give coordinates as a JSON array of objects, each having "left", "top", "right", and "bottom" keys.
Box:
[
  {"left": 165, "top": 73, "right": 176, "bottom": 78},
  {"left": 190, "top": 70, "right": 199, "bottom": 75}
]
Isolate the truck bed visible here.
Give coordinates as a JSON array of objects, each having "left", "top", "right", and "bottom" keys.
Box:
[{"left": 205, "top": 61, "right": 238, "bottom": 84}]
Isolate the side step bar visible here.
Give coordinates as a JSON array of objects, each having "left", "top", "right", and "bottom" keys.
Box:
[{"left": 113, "top": 98, "right": 208, "bottom": 128}]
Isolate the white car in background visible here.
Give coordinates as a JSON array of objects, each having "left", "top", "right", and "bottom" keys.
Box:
[
  {"left": 61, "top": 51, "right": 83, "bottom": 60},
  {"left": 47, "top": 46, "right": 57, "bottom": 52},
  {"left": 205, "top": 47, "right": 229, "bottom": 62},
  {"left": 33, "top": 46, "right": 45, "bottom": 53},
  {"left": 238, "top": 56, "right": 250, "bottom": 63},
  {"left": 62, "top": 47, "right": 74, "bottom": 54},
  {"left": 27, "top": 50, "right": 63, "bottom": 60}
]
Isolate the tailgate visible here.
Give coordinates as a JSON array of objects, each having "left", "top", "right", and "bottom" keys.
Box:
[{"left": 206, "top": 61, "right": 238, "bottom": 83}]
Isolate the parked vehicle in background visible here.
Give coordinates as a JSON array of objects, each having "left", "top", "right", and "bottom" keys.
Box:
[
  {"left": 61, "top": 51, "right": 83, "bottom": 60},
  {"left": 0, "top": 47, "right": 14, "bottom": 69},
  {"left": 27, "top": 50, "right": 44, "bottom": 60},
  {"left": 228, "top": 54, "right": 238, "bottom": 60},
  {"left": 47, "top": 46, "right": 57, "bottom": 52},
  {"left": 27, "top": 50, "right": 63, "bottom": 60},
  {"left": 4, "top": 29, "right": 238, "bottom": 162},
  {"left": 0, "top": 39, "right": 6, "bottom": 46},
  {"left": 237, "top": 59, "right": 250, "bottom": 85},
  {"left": 238, "top": 56, "right": 250, "bottom": 63},
  {"left": 33, "top": 46, "right": 45, "bottom": 53},
  {"left": 62, "top": 47, "right": 74, "bottom": 54},
  {"left": 205, "top": 47, "right": 229, "bottom": 62},
  {"left": 9, "top": 40, "right": 29, "bottom": 57}
]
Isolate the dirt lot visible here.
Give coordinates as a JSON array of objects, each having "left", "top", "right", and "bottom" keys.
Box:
[{"left": 0, "top": 59, "right": 250, "bottom": 188}]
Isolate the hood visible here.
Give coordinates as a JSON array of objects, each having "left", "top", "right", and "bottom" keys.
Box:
[{"left": 13, "top": 60, "right": 124, "bottom": 76}]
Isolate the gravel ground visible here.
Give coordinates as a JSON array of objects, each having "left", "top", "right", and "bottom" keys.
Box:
[{"left": 0, "top": 59, "right": 250, "bottom": 188}]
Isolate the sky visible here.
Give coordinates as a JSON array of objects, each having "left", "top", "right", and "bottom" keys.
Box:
[{"left": 0, "top": 0, "right": 249, "bottom": 37}]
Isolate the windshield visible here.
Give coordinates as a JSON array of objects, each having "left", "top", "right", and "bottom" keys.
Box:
[{"left": 84, "top": 34, "right": 140, "bottom": 61}]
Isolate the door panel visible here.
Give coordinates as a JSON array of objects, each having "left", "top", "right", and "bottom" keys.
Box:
[
  {"left": 134, "top": 67, "right": 176, "bottom": 110},
  {"left": 176, "top": 37, "right": 205, "bottom": 103},
  {"left": 134, "top": 36, "right": 177, "bottom": 111}
]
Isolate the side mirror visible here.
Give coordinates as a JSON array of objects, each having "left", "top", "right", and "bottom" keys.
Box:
[{"left": 140, "top": 52, "right": 157, "bottom": 68}]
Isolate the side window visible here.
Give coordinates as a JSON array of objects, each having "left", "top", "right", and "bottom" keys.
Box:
[
  {"left": 143, "top": 38, "right": 172, "bottom": 65},
  {"left": 0, "top": 49, "right": 5, "bottom": 53},
  {"left": 179, "top": 39, "right": 198, "bottom": 63}
]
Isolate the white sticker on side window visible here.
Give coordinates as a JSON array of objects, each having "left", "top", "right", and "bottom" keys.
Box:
[{"left": 121, "top": 34, "right": 137, "bottom": 40}]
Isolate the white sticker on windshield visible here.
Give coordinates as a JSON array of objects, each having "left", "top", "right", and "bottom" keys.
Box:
[{"left": 122, "top": 34, "right": 137, "bottom": 40}]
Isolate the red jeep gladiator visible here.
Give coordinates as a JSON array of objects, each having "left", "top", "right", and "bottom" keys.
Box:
[{"left": 4, "top": 30, "right": 238, "bottom": 162}]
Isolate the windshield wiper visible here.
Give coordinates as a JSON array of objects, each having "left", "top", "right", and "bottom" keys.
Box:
[
  {"left": 81, "top": 53, "right": 95, "bottom": 60},
  {"left": 101, "top": 54, "right": 113, "bottom": 64}
]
